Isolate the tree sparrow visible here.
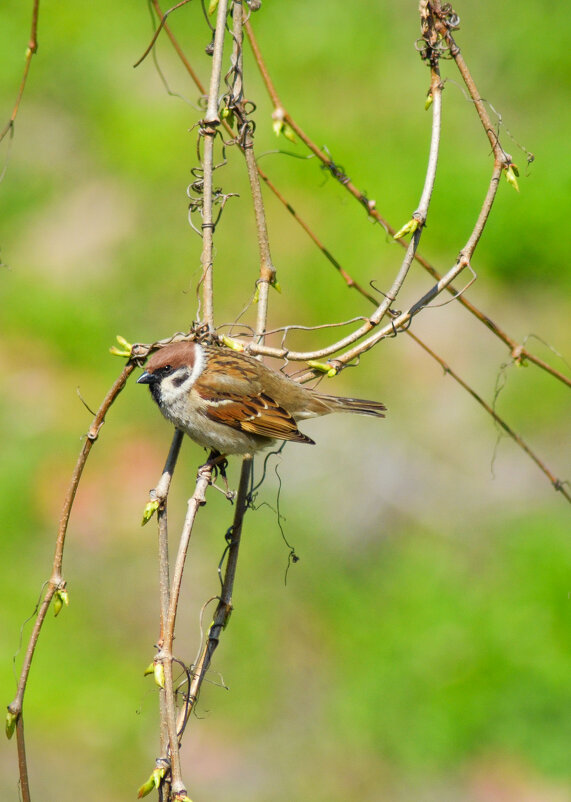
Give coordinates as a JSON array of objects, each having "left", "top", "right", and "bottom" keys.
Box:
[{"left": 138, "top": 341, "right": 386, "bottom": 456}]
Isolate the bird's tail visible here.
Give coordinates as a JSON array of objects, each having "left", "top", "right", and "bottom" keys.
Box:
[{"left": 313, "top": 393, "right": 387, "bottom": 418}]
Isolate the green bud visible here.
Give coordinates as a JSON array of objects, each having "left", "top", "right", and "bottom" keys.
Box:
[
  {"left": 425, "top": 93, "right": 433, "bottom": 110},
  {"left": 221, "top": 336, "right": 245, "bottom": 352},
  {"left": 208, "top": 0, "right": 219, "bottom": 14},
  {"left": 505, "top": 164, "right": 520, "bottom": 192},
  {"left": 141, "top": 500, "right": 160, "bottom": 526},
  {"left": 252, "top": 286, "right": 260, "bottom": 304},
  {"left": 138, "top": 767, "right": 166, "bottom": 798},
  {"left": 137, "top": 777, "right": 154, "bottom": 799},
  {"left": 109, "top": 335, "right": 133, "bottom": 358},
  {"left": 307, "top": 360, "right": 339, "bottom": 376},
  {"left": 307, "top": 360, "right": 332, "bottom": 374},
  {"left": 53, "top": 588, "right": 69, "bottom": 617},
  {"left": 220, "top": 106, "right": 235, "bottom": 127},
  {"left": 153, "top": 768, "right": 166, "bottom": 788},
  {"left": 393, "top": 218, "right": 420, "bottom": 240},
  {"left": 154, "top": 662, "right": 165, "bottom": 689},
  {"left": 281, "top": 123, "right": 296, "bottom": 144},
  {"left": 271, "top": 110, "right": 296, "bottom": 143},
  {"left": 5, "top": 710, "right": 18, "bottom": 739},
  {"left": 143, "top": 662, "right": 155, "bottom": 677},
  {"left": 270, "top": 278, "right": 282, "bottom": 293}
]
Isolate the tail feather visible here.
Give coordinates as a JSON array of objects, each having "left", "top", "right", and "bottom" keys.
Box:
[{"left": 314, "top": 393, "right": 387, "bottom": 418}]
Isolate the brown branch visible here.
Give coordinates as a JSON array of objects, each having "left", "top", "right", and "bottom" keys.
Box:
[
  {"left": 273, "top": 155, "right": 569, "bottom": 503},
  {"left": 176, "top": 457, "right": 252, "bottom": 736},
  {"left": 228, "top": 0, "right": 275, "bottom": 342},
  {"left": 7, "top": 361, "right": 135, "bottom": 801},
  {"left": 154, "top": 429, "right": 184, "bottom": 758},
  {"left": 256, "top": 175, "right": 571, "bottom": 391},
  {"left": 0, "top": 0, "right": 40, "bottom": 143},
  {"left": 285, "top": 159, "right": 501, "bottom": 372},
  {"left": 135, "top": 12, "right": 570, "bottom": 389},
  {"left": 256, "top": 166, "right": 379, "bottom": 303},
  {"left": 244, "top": 19, "right": 570, "bottom": 389},
  {"left": 199, "top": 0, "right": 230, "bottom": 330},
  {"left": 14, "top": 714, "right": 30, "bottom": 802},
  {"left": 219, "top": 28, "right": 446, "bottom": 363},
  {"left": 150, "top": 0, "right": 205, "bottom": 90},
  {"left": 430, "top": 0, "right": 511, "bottom": 166},
  {"left": 133, "top": 0, "right": 194, "bottom": 70},
  {"left": 407, "top": 330, "right": 570, "bottom": 502},
  {"left": 156, "top": 460, "right": 213, "bottom": 798}
]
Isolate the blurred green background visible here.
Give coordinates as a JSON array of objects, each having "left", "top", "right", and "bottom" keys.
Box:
[{"left": 1, "top": 1, "right": 570, "bottom": 800}]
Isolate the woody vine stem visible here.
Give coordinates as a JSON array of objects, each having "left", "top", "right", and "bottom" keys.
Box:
[{"left": 5, "top": 2, "right": 570, "bottom": 802}]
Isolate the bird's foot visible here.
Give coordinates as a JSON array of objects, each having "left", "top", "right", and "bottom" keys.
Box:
[{"left": 201, "top": 451, "right": 235, "bottom": 501}]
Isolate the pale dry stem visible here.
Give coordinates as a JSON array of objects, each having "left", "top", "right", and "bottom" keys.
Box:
[
  {"left": 175, "top": 457, "right": 252, "bottom": 736},
  {"left": 199, "top": 0, "right": 230, "bottom": 330}
]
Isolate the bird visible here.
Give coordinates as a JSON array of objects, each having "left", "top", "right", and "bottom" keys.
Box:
[{"left": 137, "top": 341, "right": 386, "bottom": 457}]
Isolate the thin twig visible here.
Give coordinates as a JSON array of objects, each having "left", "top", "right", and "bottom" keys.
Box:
[
  {"left": 431, "top": 1, "right": 511, "bottom": 166},
  {"left": 291, "top": 160, "right": 503, "bottom": 373},
  {"left": 229, "top": 0, "right": 275, "bottom": 343},
  {"left": 176, "top": 457, "right": 252, "bottom": 735},
  {"left": 0, "top": 0, "right": 40, "bottom": 144},
  {"left": 255, "top": 166, "right": 380, "bottom": 303},
  {"left": 155, "top": 429, "right": 184, "bottom": 757},
  {"left": 134, "top": 0, "right": 193, "bottom": 69},
  {"left": 244, "top": 20, "right": 570, "bottom": 389},
  {"left": 7, "top": 362, "right": 136, "bottom": 801},
  {"left": 151, "top": 0, "right": 207, "bottom": 94},
  {"left": 199, "top": 0, "right": 230, "bottom": 330},
  {"left": 223, "top": 55, "right": 444, "bottom": 365},
  {"left": 149, "top": 5, "right": 570, "bottom": 389},
  {"left": 156, "top": 460, "right": 213, "bottom": 798},
  {"left": 407, "top": 330, "right": 570, "bottom": 502},
  {"left": 256, "top": 164, "right": 570, "bottom": 386}
]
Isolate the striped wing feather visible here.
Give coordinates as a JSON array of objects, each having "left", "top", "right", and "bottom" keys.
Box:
[{"left": 197, "top": 384, "right": 314, "bottom": 444}]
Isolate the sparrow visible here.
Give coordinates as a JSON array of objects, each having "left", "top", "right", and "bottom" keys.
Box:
[{"left": 137, "top": 341, "right": 386, "bottom": 456}]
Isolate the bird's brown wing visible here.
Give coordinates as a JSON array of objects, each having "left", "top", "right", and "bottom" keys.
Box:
[{"left": 195, "top": 384, "right": 314, "bottom": 444}]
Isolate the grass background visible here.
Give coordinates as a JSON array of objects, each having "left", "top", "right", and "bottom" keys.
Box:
[{"left": 1, "top": 1, "right": 570, "bottom": 800}]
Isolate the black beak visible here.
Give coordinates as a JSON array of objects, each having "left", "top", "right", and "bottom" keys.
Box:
[{"left": 137, "top": 371, "right": 155, "bottom": 385}]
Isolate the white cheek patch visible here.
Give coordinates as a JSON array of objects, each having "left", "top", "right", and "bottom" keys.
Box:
[{"left": 188, "top": 344, "right": 206, "bottom": 388}]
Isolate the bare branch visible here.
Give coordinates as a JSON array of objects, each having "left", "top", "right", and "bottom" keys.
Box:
[
  {"left": 7, "top": 362, "right": 136, "bottom": 799},
  {"left": 0, "top": 0, "right": 39, "bottom": 145},
  {"left": 176, "top": 457, "right": 252, "bottom": 736},
  {"left": 430, "top": 0, "right": 512, "bottom": 167},
  {"left": 134, "top": 0, "right": 193, "bottom": 69},
  {"left": 156, "top": 460, "right": 213, "bottom": 798},
  {"left": 155, "top": 430, "right": 184, "bottom": 755},
  {"left": 407, "top": 330, "right": 570, "bottom": 502},
  {"left": 228, "top": 0, "right": 275, "bottom": 343},
  {"left": 243, "top": 17, "right": 571, "bottom": 389},
  {"left": 147, "top": 4, "right": 570, "bottom": 391},
  {"left": 199, "top": 0, "right": 230, "bottom": 330}
]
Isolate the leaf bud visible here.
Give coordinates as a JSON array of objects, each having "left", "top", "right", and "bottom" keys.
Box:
[
  {"left": 393, "top": 218, "right": 420, "bottom": 240},
  {"left": 141, "top": 500, "right": 160, "bottom": 526},
  {"left": 5, "top": 710, "right": 18, "bottom": 739}
]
